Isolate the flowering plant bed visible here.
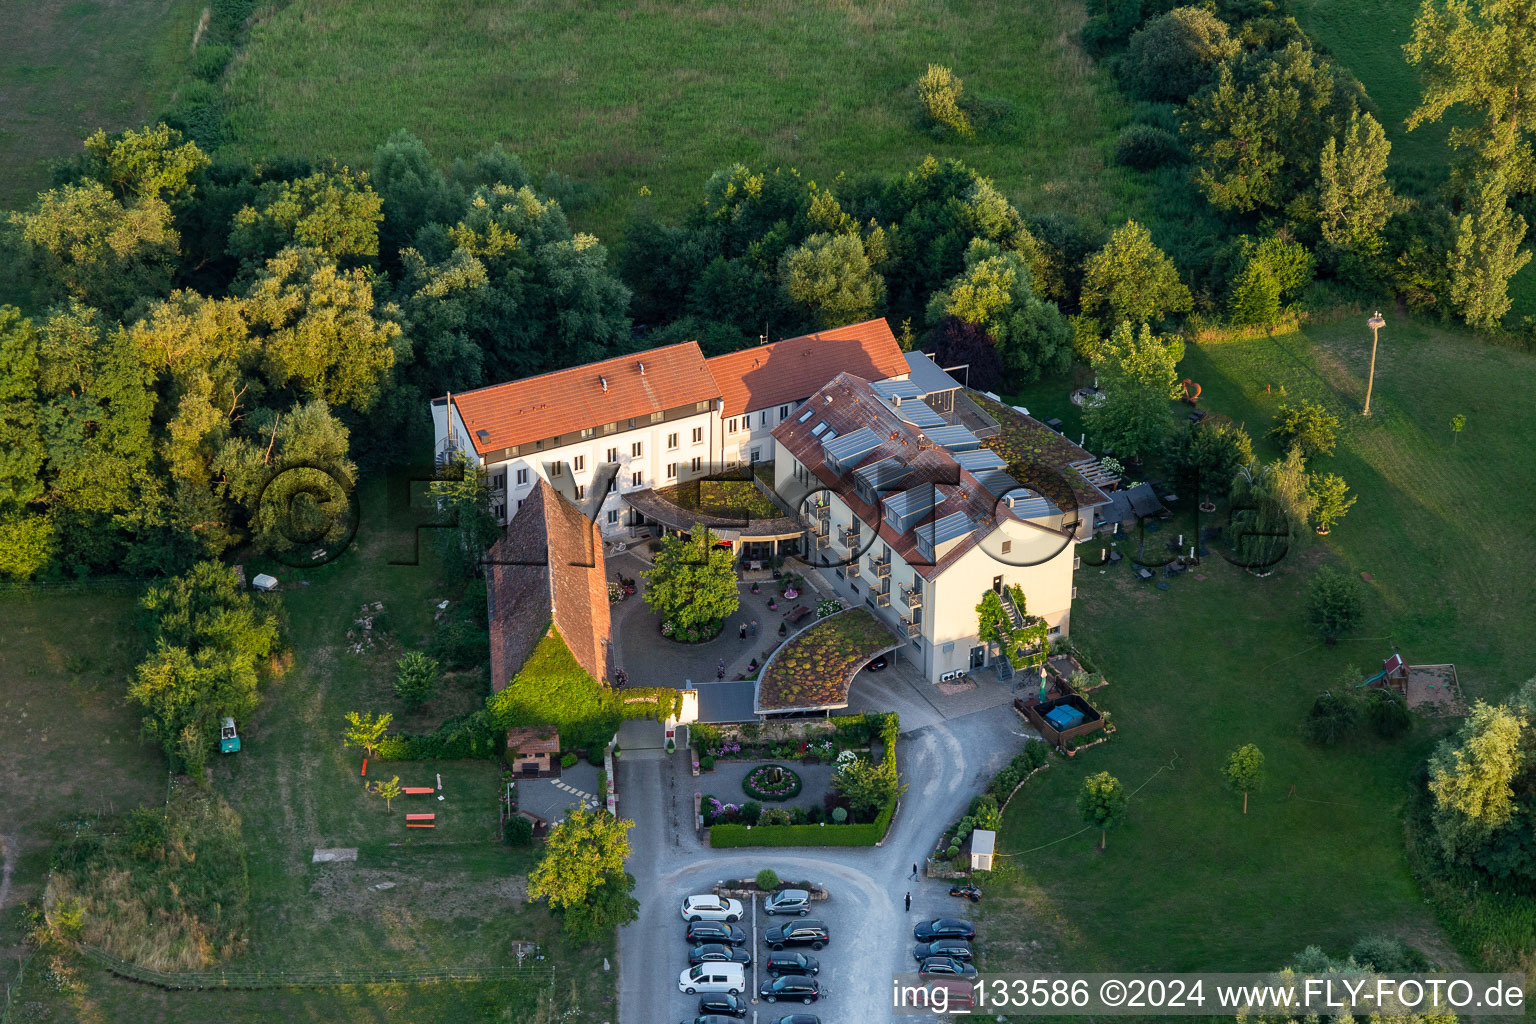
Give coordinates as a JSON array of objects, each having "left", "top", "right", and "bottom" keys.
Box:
[
  {"left": 660, "top": 617, "right": 724, "bottom": 644},
  {"left": 756, "top": 609, "right": 901, "bottom": 713},
  {"left": 742, "top": 763, "right": 802, "bottom": 801}
]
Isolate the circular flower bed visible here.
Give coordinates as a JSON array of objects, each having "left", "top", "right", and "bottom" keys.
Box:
[
  {"left": 660, "top": 618, "right": 724, "bottom": 644},
  {"left": 742, "top": 763, "right": 803, "bottom": 802}
]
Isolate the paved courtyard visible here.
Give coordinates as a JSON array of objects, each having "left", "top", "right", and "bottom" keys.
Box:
[{"left": 514, "top": 760, "right": 600, "bottom": 823}]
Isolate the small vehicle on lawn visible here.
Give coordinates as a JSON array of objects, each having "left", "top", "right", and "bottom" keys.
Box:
[{"left": 949, "top": 883, "right": 982, "bottom": 902}]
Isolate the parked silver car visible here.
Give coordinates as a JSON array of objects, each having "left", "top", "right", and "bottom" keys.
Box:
[{"left": 763, "top": 888, "right": 811, "bottom": 916}]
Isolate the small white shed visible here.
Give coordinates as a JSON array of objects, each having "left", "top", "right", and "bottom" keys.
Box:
[{"left": 970, "top": 828, "right": 996, "bottom": 871}]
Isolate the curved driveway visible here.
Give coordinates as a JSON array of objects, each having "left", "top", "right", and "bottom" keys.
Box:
[{"left": 616, "top": 702, "right": 1032, "bottom": 1023}]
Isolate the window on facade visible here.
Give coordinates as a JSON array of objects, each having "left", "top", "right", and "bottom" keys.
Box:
[
  {"left": 575, "top": 484, "right": 586, "bottom": 500},
  {"left": 750, "top": 448, "right": 761, "bottom": 463},
  {"left": 667, "top": 432, "right": 679, "bottom": 450},
  {"left": 580, "top": 427, "right": 594, "bottom": 439},
  {"left": 607, "top": 476, "right": 616, "bottom": 493},
  {"left": 489, "top": 471, "right": 505, "bottom": 491},
  {"left": 631, "top": 471, "right": 642, "bottom": 486},
  {"left": 760, "top": 411, "right": 768, "bottom": 426},
  {"left": 666, "top": 463, "right": 677, "bottom": 479},
  {"left": 1001, "top": 540, "right": 1012, "bottom": 555},
  {"left": 550, "top": 461, "right": 563, "bottom": 477},
  {"left": 515, "top": 468, "right": 529, "bottom": 485},
  {"left": 993, "top": 576, "right": 1003, "bottom": 593},
  {"left": 650, "top": 411, "right": 665, "bottom": 423},
  {"left": 631, "top": 442, "right": 642, "bottom": 457},
  {"left": 692, "top": 427, "right": 703, "bottom": 444},
  {"left": 691, "top": 457, "right": 702, "bottom": 472},
  {"left": 779, "top": 405, "right": 789, "bottom": 419},
  {"left": 728, "top": 418, "right": 738, "bottom": 433},
  {"left": 606, "top": 447, "right": 618, "bottom": 463},
  {"left": 517, "top": 498, "right": 525, "bottom": 509},
  {"left": 607, "top": 510, "right": 619, "bottom": 524},
  {"left": 573, "top": 455, "right": 586, "bottom": 472}
]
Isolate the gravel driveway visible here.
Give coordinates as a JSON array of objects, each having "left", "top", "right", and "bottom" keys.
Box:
[{"left": 616, "top": 703, "right": 1035, "bottom": 1024}]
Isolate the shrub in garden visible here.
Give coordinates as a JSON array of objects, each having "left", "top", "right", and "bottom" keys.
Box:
[
  {"left": 741, "top": 801, "right": 762, "bottom": 825},
  {"left": 1307, "top": 566, "right": 1365, "bottom": 642},
  {"left": 759, "top": 807, "right": 792, "bottom": 826},
  {"left": 756, "top": 868, "right": 780, "bottom": 890},
  {"left": 1302, "top": 689, "right": 1361, "bottom": 746},
  {"left": 394, "top": 651, "right": 441, "bottom": 708},
  {"left": 699, "top": 754, "right": 715, "bottom": 771},
  {"left": 1114, "top": 125, "right": 1183, "bottom": 170},
  {"left": 1118, "top": 6, "right": 1239, "bottom": 102},
  {"left": 743, "top": 763, "right": 803, "bottom": 801},
  {"left": 1271, "top": 400, "right": 1339, "bottom": 459},
  {"left": 918, "top": 64, "right": 974, "bottom": 138},
  {"left": 505, "top": 815, "right": 534, "bottom": 846},
  {"left": 560, "top": 751, "right": 578, "bottom": 768},
  {"left": 947, "top": 843, "right": 960, "bottom": 858},
  {"left": 588, "top": 749, "right": 604, "bottom": 767},
  {"left": 1365, "top": 688, "right": 1413, "bottom": 738},
  {"left": 832, "top": 807, "right": 847, "bottom": 823},
  {"left": 791, "top": 807, "right": 808, "bottom": 825}
]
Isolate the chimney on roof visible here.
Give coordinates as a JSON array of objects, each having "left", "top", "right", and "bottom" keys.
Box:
[
  {"left": 637, "top": 361, "right": 646, "bottom": 375},
  {"left": 600, "top": 376, "right": 608, "bottom": 392},
  {"left": 824, "top": 395, "right": 832, "bottom": 404}
]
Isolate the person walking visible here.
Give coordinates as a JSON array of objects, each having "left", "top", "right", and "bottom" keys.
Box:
[
  {"left": 904, "top": 891, "right": 912, "bottom": 912},
  {"left": 717, "top": 659, "right": 726, "bottom": 682},
  {"left": 911, "top": 862, "right": 918, "bottom": 879},
  {"left": 750, "top": 619, "right": 759, "bottom": 638},
  {"left": 739, "top": 623, "right": 748, "bottom": 640}
]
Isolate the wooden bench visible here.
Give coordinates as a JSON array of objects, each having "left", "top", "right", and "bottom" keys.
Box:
[
  {"left": 402, "top": 787, "right": 435, "bottom": 795},
  {"left": 406, "top": 822, "right": 435, "bottom": 828}
]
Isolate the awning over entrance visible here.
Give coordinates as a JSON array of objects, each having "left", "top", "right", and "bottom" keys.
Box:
[{"left": 624, "top": 488, "right": 803, "bottom": 542}]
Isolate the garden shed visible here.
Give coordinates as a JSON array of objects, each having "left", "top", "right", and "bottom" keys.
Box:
[
  {"left": 970, "top": 828, "right": 996, "bottom": 870},
  {"left": 507, "top": 727, "right": 560, "bottom": 775}
]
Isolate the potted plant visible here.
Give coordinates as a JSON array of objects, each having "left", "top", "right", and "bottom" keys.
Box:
[{"left": 613, "top": 744, "right": 622, "bottom": 760}]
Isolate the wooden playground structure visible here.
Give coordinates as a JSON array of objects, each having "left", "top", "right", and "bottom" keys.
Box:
[{"left": 1364, "top": 651, "right": 1465, "bottom": 715}]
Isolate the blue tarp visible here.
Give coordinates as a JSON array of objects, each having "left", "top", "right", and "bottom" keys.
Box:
[{"left": 1044, "top": 705, "right": 1085, "bottom": 730}]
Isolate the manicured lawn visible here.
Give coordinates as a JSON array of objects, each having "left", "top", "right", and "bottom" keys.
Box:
[
  {"left": 987, "top": 316, "right": 1536, "bottom": 973},
  {"left": 5, "top": 477, "right": 618, "bottom": 1022},
  {"left": 221, "top": 0, "right": 1143, "bottom": 239},
  {"left": 0, "top": 0, "right": 205, "bottom": 207}
]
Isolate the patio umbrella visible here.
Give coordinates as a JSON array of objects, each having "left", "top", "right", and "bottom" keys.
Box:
[{"left": 1039, "top": 665, "right": 1048, "bottom": 702}]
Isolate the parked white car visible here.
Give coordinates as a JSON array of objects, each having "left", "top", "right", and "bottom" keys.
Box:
[{"left": 680, "top": 894, "right": 744, "bottom": 922}]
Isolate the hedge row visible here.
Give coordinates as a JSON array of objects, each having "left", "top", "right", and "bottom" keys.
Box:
[
  {"left": 375, "top": 709, "right": 501, "bottom": 761},
  {"left": 709, "top": 795, "right": 897, "bottom": 848}
]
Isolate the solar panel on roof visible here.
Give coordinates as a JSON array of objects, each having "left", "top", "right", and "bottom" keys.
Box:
[
  {"left": 925, "top": 424, "right": 980, "bottom": 451},
  {"left": 916, "top": 510, "right": 974, "bottom": 547},
  {"left": 823, "top": 426, "right": 884, "bottom": 469},
  {"left": 854, "top": 456, "right": 912, "bottom": 489},
  {"left": 955, "top": 449, "right": 1006, "bottom": 471},
  {"left": 897, "top": 403, "right": 945, "bottom": 428},
  {"left": 872, "top": 380, "right": 925, "bottom": 401}
]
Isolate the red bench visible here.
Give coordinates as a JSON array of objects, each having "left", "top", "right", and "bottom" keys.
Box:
[
  {"left": 406, "top": 813, "right": 435, "bottom": 821},
  {"left": 402, "top": 787, "right": 435, "bottom": 795},
  {"left": 406, "top": 822, "right": 435, "bottom": 828}
]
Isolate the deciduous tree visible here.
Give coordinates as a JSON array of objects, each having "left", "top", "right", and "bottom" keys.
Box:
[
  {"left": 1078, "top": 771, "right": 1128, "bottom": 850},
  {"left": 82, "top": 123, "right": 210, "bottom": 204},
  {"left": 1119, "top": 7, "right": 1239, "bottom": 103},
  {"left": 395, "top": 651, "right": 441, "bottom": 709},
  {"left": 1222, "top": 743, "right": 1265, "bottom": 813},
  {"left": 1428, "top": 698, "right": 1526, "bottom": 862},
  {"left": 229, "top": 167, "right": 383, "bottom": 265},
  {"left": 927, "top": 239, "right": 1071, "bottom": 383},
  {"left": 642, "top": 525, "right": 740, "bottom": 633},
  {"left": 528, "top": 806, "right": 637, "bottom": 939},
  {"left": 780, "top": 231, "right": 886, "bottom": 328},
  {"left": 1447, "top": 172, "right": 1531, "bottom": 329},
  {"left": 1307, "top": 472, "right": 1356, "bottom": 533},
  {"left": 1083, "top": 321, "right": 1183, "bottom": 461},
  {"left": 1317, "top": 111, "right": 1395, "bottom": 266},
  {"left": 343, "top": 711, "right": 393, "bottom": 758},
  {"left": 1307, "top": 565, "right": 1365, "bottom": 641},
  {"left": 1080, "top": 221, "right": 1192, "bottom": 328}
]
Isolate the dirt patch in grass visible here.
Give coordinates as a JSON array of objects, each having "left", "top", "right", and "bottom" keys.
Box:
[{"left": 305, "top": 865, "right": 527, "bottom": 925}]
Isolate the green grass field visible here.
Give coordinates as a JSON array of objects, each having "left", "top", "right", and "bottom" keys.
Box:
[
  {"left": 220, "top": 0, "right": 1143, "bottom": 238},
  {"left": 0, "top": 0, "right": 206, "bottom": 207},
  {"left": 985, "top": 314, "right": 1536, "bottom": 974},
  {"left": 2, "top": 480, "right": 616, "bottom": 1023}
]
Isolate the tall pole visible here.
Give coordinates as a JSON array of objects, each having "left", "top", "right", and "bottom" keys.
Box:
[{"left": 1363, "top": 311, "right": 1385, "bottom": 416}]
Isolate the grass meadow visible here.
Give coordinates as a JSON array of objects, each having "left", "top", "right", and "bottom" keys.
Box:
[
  {"left": 2, "top": 479, "right": 616, "bottom": 1023},
  {"left": 0, "top": 0, "right": 206, "bottom": 207},
  {"left": 984, "top": 315, "right": 1536, "bottom": 974},
  {"left": 219, "top": 0, "right": 1144, "bottom": 238}
]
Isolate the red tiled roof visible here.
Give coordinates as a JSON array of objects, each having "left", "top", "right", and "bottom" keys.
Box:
[
  {"left": 506, "top": 726, "right": 560, "bottom": 755},
  {"left": 485, "top": 480, "right": 611, "bottom": 690},
  {"left": 451, "top": 342, "right": 719, "bottom": 455},
  {"left": 705, "top": 319, "right": 909, "bottom": 418},
  {"left": 771, "top": 373, "right": 1075, "bottom": 580}
]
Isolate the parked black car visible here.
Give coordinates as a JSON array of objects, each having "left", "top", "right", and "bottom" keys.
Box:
[
  {"left": 759, "top": 975, "right": 822, "bottom": 1004},
  {"left": 913, "top": 939, "right": 974, "bottom": 962},
  {"left": 688, "top": 943, "right": 752, "bottom": 966},
  {"left": 696, "top": 992, "right": 748, "bottom": 1018},
  {"left": 919, "top": 955, "right": 979, "bottom": 978},
  {"left": 765, "top": 920, "right": 829, "bottom": 951},
  {"left": 913, "top": 917, "right": 976, "bottom": 941},
  {"left": 865, "top": 654, "right": 888, "bottom": 671},
  {"left": 682, "top": 1017, "right": 742, "bottom": 1024},
  {"left": 765, "top": 951, "right": 820, "bottom": 976},
  {"left": 686, "top": 921, "right": 747, "bottom": 946},
  {"left": 765, "top": 1016, "right": 822, "bottom": 1024}
]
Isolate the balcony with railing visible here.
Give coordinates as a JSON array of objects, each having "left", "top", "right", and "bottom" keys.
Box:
[
  {"left": 873, "top": 578, "right": 891, "bottom": 607},
  {"left": 837, "top": 524, "right": 861, "bottom": 550},
  {"left": 800, "top": 504, "right": 830, "bottom": 537},
  {"left": 899, "top": 582, "right": 924, "bottom": 609},
  {"left": 868, "top": 554, "right": 890, "bottom": 577},
  {"left": 899, "top": 615, "right": 920, "bottom": 638}
]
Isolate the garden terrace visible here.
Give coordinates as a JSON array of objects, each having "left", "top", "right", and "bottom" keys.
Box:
[
  {"left": 654, "top": 477, "right": 787, "bottom": 523},
  {"left": 625, "top": 487, "right": 801, "bottom": 540},
  {"left": 970, "top": 391, "right": 1112, "bottom": 518},
  {"left": 755, "top": 609, "right": 902, "bottom": 714}
]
